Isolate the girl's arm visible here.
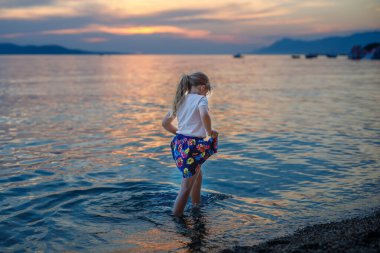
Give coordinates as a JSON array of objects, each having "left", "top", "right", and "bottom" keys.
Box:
[
  {"left": 199, "top": 107, "right": 212, "bottom": 136},
  {"left": 162, "top": 112, "right": 177, "bottom": 135}
]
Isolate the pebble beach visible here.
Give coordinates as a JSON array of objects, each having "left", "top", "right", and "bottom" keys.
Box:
[{"left": 221, "top": 207, "right": 380, "bottom": 253}]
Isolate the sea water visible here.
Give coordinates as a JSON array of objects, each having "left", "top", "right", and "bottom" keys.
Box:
[{"left": 0, "top": 55, "right": 379, "bottom": 252}]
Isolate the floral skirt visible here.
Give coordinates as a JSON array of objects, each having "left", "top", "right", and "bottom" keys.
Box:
[{"left": 170, "top": 134, "right": 218, "bottom": 178}]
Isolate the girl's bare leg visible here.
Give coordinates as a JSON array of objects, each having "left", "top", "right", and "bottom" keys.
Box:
[
  {"left": 190, "top": 167, "right": 202, "bottom": 206},
  {"left": 173, "top": 170, "right": 200, "bottom": 217}
]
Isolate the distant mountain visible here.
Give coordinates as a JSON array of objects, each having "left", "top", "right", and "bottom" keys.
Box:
[
  {"left": 0, "top": 43, "right": 122, "bottom": 54},
  {"left": 253, "top": 31, "right": 380, "bottom": 54}
]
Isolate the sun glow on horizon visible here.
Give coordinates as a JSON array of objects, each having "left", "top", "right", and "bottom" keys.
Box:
[{"left": 41, "top": 24, "right": 216, "bottom": 40}]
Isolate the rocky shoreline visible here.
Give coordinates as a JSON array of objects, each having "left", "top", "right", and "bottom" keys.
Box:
[{"left": 220, "top": 207, "right": 380, "bottom": 253}]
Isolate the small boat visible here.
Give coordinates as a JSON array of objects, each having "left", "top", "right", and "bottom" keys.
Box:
[
  {"left": 305, "top": 53, "right": 318, "bottom": 59},
  {"left": 326, "top": 54, "right": 337, "bottom": 58},
  {"left": 291, "top": 55, "right": 301, "bottom": 59},
  {"left": 233, "top": 53, "right": 243, "bottom": 58}
]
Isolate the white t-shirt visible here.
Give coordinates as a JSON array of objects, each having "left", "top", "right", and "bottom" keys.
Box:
[{"left": 176, "top": 94, "right": 208, "bottom": 138}]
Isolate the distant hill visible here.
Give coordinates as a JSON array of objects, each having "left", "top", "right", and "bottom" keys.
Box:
[
  {"left": 0, "top": 43, "right": 122, "bottom": 54},
  {"left": 253, "top": 31, "right": 380, "bottom": 54}
]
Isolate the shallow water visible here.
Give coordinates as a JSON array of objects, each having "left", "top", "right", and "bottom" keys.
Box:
[{"left": 0, "top": 55, "right": 379, "bottom": 252}]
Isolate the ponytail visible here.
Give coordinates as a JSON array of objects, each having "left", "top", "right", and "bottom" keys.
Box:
[
  {"left": 170, "top": 72, "right": 210, "bottom": 117},
  {"left": 171, "top": 74, "right": 190, "bottom": 117}
]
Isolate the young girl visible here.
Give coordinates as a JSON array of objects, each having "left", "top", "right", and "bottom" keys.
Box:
[{"left": 162, "top": 72, "right": 218, "bottom": 217}]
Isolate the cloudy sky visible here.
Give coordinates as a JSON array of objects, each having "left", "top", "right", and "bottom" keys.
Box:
[{"left": 0, "top": 0, "right": 379, "bottom": 53}]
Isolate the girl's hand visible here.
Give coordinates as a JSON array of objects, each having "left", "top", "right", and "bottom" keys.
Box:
[{"left": 211, "top": 130, "right": 219, "bottom": 138}]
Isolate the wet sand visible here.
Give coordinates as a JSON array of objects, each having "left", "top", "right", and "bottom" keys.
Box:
[{"left": 220, "top": 207, "right": 380, "bottom": 253}]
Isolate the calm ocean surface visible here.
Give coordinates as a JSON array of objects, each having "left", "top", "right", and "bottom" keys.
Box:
[{"left": 0, "top": 55, "right": 379, "bottom": 252}]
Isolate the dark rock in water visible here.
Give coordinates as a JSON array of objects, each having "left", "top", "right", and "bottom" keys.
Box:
[
  {"left": 349, "top": 43, "right": 380, "bottom": 60},
  {"left": 364, "top": 43, "right": 380, "bottom": 52},
  {"left": 349, "top": 45, "right": 366, "bottom": 60},
  {"left": 305, "top": 53, "right": 318, "bottom": 59},
  {"left": 219, "top": 208, "right": 380, "bottom": 253},
  {"left": 373, "top": 47, "right": 380, "bottom": 60}
]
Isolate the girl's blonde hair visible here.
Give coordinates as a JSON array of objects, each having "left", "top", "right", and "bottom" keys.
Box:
[{"left": 171, "top": 72, "right": 211, "bottom": 117}]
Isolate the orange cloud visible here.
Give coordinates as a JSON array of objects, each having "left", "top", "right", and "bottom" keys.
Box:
[
  {"left": 0, "top": 33, "right": 25, "bottom": 38},
  {"left": 298, "top": 2, "right": 337, "bottom": 8},
  {"left": 42, "top": 24, "right": 208, "bottom": 38},
  {"left": 0, "top": 6, "right": 79, "bottom": 20},
  {"left": 172, "top": 7, "right": 290, "bottom": 22},
  {"left": 41, "top": 24, "right": 243, "bottom": 43},
  {"left": 82, "top": 37, "right": 109, "bottom": 43},
  {"left": 253, "top": 18, "right": 316, "bottom": 26}
]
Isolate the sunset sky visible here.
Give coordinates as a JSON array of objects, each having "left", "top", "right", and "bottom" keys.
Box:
[{"left": 0, "top": 0, "right": 379, "bottom": 53}]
